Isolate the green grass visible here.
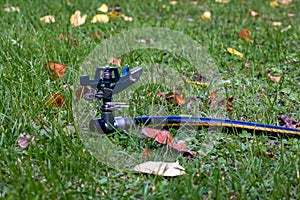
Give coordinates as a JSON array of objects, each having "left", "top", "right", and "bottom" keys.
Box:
[{"left": 1, "top": 0, "right": 300, "bottom": 199}]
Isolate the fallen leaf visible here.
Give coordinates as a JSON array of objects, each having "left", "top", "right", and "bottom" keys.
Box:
[
  {"left": 278, "top": 0, "right": 292, "bottom": 5},
  {"left": 142, "top": 128, "right": 173, "bottom": 144},
  {"left": 278, "top": 115, "right": 299, "bottom": 129},
  {"left": 4, "top": 6, "right": 20, "bottom": 12},
  {"left": 109, "top": 11, "right": 122, "bottom": 18},
  {"left": 142, "top": 148, "right": 153, "bottom": 159},
  {"left": 266, "top": 72, "right": 281, "bottom": 83},
  {"left": 18, "top": 133, "right": 35, "bottom": 148},
  {"left": 208, "top": 90, "right": 218, "bottom": 105},
  {"left": 142, "top": 128, "right": 196, "bottom": 155},
  {"left": 91, "top": 14, "right": 109, "bottom": 23},
  {"left": 46, "top": 93, "right": 65, "bottom": 108},
  {"left": 169, "top": 1, "right": 177, "bottom": 5},
  {"left": 165, "top": 92, "right": 186, "bottom": 106},
  {"left": 244, "top": 61, "right": 251, "bottom": 68},
  {"left": 123, "top": 15, "right": 133, "bottom": 22},
  {"left": 44, "top": 62, "right": 67, "bottom": 79},
  {"left": 70, "top": 10, "right": 87, "bottom": 26},
  {"left": 225, "top": 96, "right": 234, "bottom": 111},
  {"left": 97, "top": 3, "right": 109, "bottom": 13},
  {"left": 227, "top": 48, "right": 244, "bottom": 58},
  {"left": 281, "top": 25, "right": 291, "bottom": 32},
  {"left": 40, "top": 15, "right": 55, "bottom": 23},
  {"left": 201, "top": 11, "right": 211, "bottom": 20},
  {"left": 270, "top": 1, "right": 279, "bottom": 7},
  {"left": 134, "top": 161, "right": 185, "bottom": 177},
  {"left": 249, "top": 9, "right": 259, "bottom": 17},
  {"left": 109, "top": 57, "right": 122, "bottom": 66},
  {"left": 272, "top": 22, "right": 282, "bottom": 26},
  {"left": 190, "top": 1, "right": 198, "bottom": 6},
  {"left": 287, "top": 13, "right": 295, "bottom": 17},
  {"left": 239, "top": 29, "right": 253, "bottom": 43},
  {"left": 215, "top": 0, "right": 230, "bottom": 2}
]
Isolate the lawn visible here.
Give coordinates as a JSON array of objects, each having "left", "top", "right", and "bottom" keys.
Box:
[{"left": 0, "top": 0, "right": 300, "bottom": 199}]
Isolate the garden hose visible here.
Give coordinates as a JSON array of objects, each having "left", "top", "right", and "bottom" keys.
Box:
[{"left": 133, "top": 116, "right": 300, "bottom": 136}]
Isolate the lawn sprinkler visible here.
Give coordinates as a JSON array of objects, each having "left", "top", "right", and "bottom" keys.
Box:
[{"left": 80, "top": 66, "right": 300, "bottom": 136}]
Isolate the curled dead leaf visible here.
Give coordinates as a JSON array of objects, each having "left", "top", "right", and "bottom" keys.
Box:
[
  {"left": 239, "top": 29, "right": 253, "bottom": 43},
  {"left": 44, "top": 62, "right": 67, "bottom": 79},
  {"left": 270, "top": 1, "right": 279, "bottom": 7},
  {"left": 70, "top": 10, "right": 87, "bottom": 26},
  {"left": 134, "top": 161, "right": 185, "bottom": 177},
  {"left": 40, "top": 15, "right": 55, "bottom": 23},
  {"left": 266, "top": 72, "right": 281, "bottom": 83},
  {"left": 4, "top": 6, "right": 20, "bottom": 12},
  {"left": 46, "top": 93, "right": 65, "bottom": 108},
  {"left": 109, "top": 57, "right": 122, "bottom": 66},
  {"left": 249, "top": 9, "right": 259, "bottom": 17}
]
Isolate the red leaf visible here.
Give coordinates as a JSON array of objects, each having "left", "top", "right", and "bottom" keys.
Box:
[
  {"left": 142, "top": 127, "right": 173, "bottom": 144},
  {"left": 46, "top": 93, "right": 65, "bottom": 108},
  {"left": 45, "top": 62, "right": 67, "bottom": 79}
]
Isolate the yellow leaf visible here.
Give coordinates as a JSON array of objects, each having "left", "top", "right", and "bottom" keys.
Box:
[
  {"left": 91, "top": 14, "right": 109, "bottom": 23},
  {"left": 70, "top": 10, "right": 87, "bottom": 27},
  {"left": 227, "top": 48, "right": 244, "bottom": 58},
  {"left": 215, "top": 0, "right": 230, "bottom": 3},
  {"left": 169, "top": 1, "right": 177, "bottom": 5},
  {"left": 134, "top": 161, "right": 185, "bottom": 177},
  {"left": 201, "top": 11, "right": 211, "bottom": 20},
  {"left": 270, "top": 1, "right": 279, "bottom": 7},
  {"left": 97, "top": 3, "right": 108, "bottom": 13},
  {"left": 109, "top": 11, "right": 122, "bottom": 18},
  {"left": 40, "top": 15, "right": 55, "bottom": 23}
]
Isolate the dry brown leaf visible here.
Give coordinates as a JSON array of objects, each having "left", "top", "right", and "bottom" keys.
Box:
[
  {"left": 109, "top": 57, "right": 122, "bottom": 66},
  {"left": 58, "top": 34, "right": 78, "bottom": 46},
  {"left": 239, "top": 29, "right": 253, "bottom": 43},
  {"left": 44, "top": 62, "right": 67, "bottom": 79},
  {"left": 266, "top": 72, "right": 281, "bottom": 83},
  {"left": 134, "top": 161, "right": 185, "bottom": 177},
  {"left": 70, "top": 10, "right": 87, "bottom": 26},
  {"left": 46, "top": 93, "right": 66, "bottom": 108}
]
